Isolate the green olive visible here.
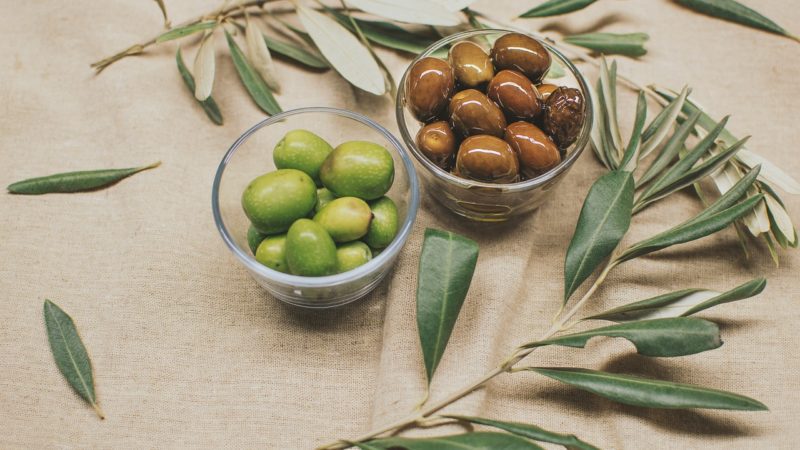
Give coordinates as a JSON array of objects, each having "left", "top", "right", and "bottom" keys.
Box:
[
  {"left": 335, "top": 241, "right": 373, "bottom": 273},
  {"left": 448, "top": 89, "right": 507, "bottom": 138},
  {"left": 247, "top": 224, "right": 268, "bottom": 255},
  {"left": 315, "top": 187, "right": 337, "bottom": 213},
  {"left": 448, "top": 41, "right": 494, "bottom": 87},
  {"left": 273, "top": 129, "right": 333, "bottom": 185},
  {"left": 491, "top": 33, "right": 551, "bottom": 83},
  {"left": 455, "top": 135, "right": 519, "bottom": 183},
  {"left": 242, "top": 169, "right": 317, "bottom": 234},
  {"left": 285, "top": 219, "right": 338, "bottom": 276},
  {"left": 364, "top": 196, "right": 399, "bottom": 249},
  {"left": 313, "top": 196, "right": 372, "bottom": 243},
  {"left": 255, "top": 234, "right": 289, "bottom": 273},
  {"left": 320, "top": 141, "right": 395, "bottom": 200}
]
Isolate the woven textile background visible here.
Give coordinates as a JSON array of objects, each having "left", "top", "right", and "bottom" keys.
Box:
[{"left": 1, "top": 1, "right": 798, "bottom": 448}]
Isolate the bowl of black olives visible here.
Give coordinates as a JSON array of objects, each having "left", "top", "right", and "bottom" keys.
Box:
[{"left": 396, "top": 29, "right": 592, "bottom": 222}]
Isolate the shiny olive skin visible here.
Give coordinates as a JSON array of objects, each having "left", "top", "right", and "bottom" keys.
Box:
[
  {"left": 406, "top": 57, "right": 455, "bottom": 122},
  {"left": 416, "top": 121, "right": 457, "bottom": 168},
  {"left": 487, "top": 70, "right": 542, "bottom": 120},
  {"left": 491, "top": 33, "right": 551, "bottom": 83},
  {"left": 448, "top": 89, "right": 507, "bottom": 138},
  {"left": 448, "top": 41, "right": 494, "bottom": 88},
  {"left": 537, "top": 83, "right": 559, "bottom": 100},
  {"left": 504, "top": 121, "right": 561, "bottom": 177},
  {"left": 543, "top": 86, "right": 586, "bottom": 149},
  {"left": 455, "top": 135, "right": 519, "bottom": 183}
]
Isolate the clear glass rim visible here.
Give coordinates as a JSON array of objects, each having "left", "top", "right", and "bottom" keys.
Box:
[
  {"left": 211, "top": 107, "right": 420, "bottom": 289},
  {"left": 396, "top": 28, "right": 594, "bottom": 192}
]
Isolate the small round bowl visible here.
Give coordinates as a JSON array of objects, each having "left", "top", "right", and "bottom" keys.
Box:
[
  {"left": 396, "top": 29, "right": 593, "bottom": 222},
  {"left": 212, "top": 107, "right": 420, "bottom": 309}
]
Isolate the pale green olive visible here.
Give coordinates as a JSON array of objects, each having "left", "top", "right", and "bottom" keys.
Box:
[
  {"left": 273, "top": 129, "right": 333, "bottom": 185},
  {"left": 242, "top": 169, "right": 317, "bottom": 234},
  {"left": 320, "top": 141, "right": 395, "bottom": 200},
  {"left": 285, "top": 219, "right": 337, "bottom": 276},
  {"left": 313, "top": 197, "right": 373, "bottom": 243},
  {"left": 336, "top": 241, "right": 373, "bottom": 273},
  {"left": 255, "top": 234, "right": 289, "bottom": 273}
]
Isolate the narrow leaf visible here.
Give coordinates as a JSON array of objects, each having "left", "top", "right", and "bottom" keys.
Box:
[
  {"left": 328, "top": 8, "right": 438, "bottom": 54},
  {"left": 43, "top": 300, "right": 104, "bottom": 418},
  {"left": 193, "top": 31, "right": 217, "bottom": 101},
  {"left": 246, "top": 19, "right": 280, "bottom": 92},
  {"left": 155, "top": 21, "right": 216, "bottom": 43},
  {"left": 345, "top": 0, "right": 461, "bottom": 26},
  {"left": 296, "top": 4, "right": 385, "bottom": 95},
  {"left": 599, "top": 58, "right": 623, "bottom": 155},
  {"left": 417, "top": 229, "right": 479, "bottom": 383},
  {"left": 520, "top": 0, "right": 597, "bottom": 18},
  {"left": 367, "top": 432, "right": 544, "bottom": 449},
  {"left": 640, "top": 86, "right": 690, "bottom": 159},
  {"left": 586, "top": 80, "right": 611, "bottom": 169},
  {"left": 176, "top": 48, "right": 223, "bottom": 125},
  {"left": 445, "top": 416, "right": 599, "bottom": 450},
  {"left": 563, "top": 32, "right": 648, "bottom": 57},
  {"left": 619, "top": 91, "right": 647, "bottom": 171},
  {"left": 153, "top": 0, "right": 169, "bottom": 28},
  {"left": 524, "top": 317, "right": 722, "bottom": 357},
  {"left": 564, "top": 171, "right": 634, "bottom": 301},
  {"left": 531, "top": 367, "right": 767, "bottom": 410},
  {"left": 764, "top": 190, "right": 798, "bottom": 246},
  {"left": 264, "top": 35, "right": 329, "bottom": 69},
  {"left": 637, "top": 111, "right": 702, "bottom": 187},
  {"left": 224, "top": 31, "right": 282, "bottom": 115},
  {"left": 619, "top": 194, "right": 764, "bottom": 262},
  {"left": 675, "top": 0, "right": 797, "bottom": 41},
  {"left": 682, "top": 278, "right": 766, "bottom": 316},
  {"left": 585, "top": 289, "right": 713, "bottom": 322},
  {"left": 690, "top": 165, "right": 760, "bottom": 224},
  {"left": 8, "top": 162, "right": 160, "bottom": 195},
  {"left": 742, "top": 184, "right": 770, "bottom": 236}
]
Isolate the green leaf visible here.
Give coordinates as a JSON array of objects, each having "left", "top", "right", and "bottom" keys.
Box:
[
  {"left": 564, "top": 171, "right": 634, "bottom": 302},
  {"left": 444, "top": 416, "right": 599, "bottom": 450},
  {"left": 155, "top": 21, "right": 216, "bottom": 43},
  {"left": 530, "top": 367, "right": 767, "bottom": 410},
  {"left": 637, "top": 111, "right": 701, "bottom": 187},
  {"left": 619, "top": 91, "right": 648, "bottom": 171},
  {"left": 176, "top": 48, "right": 223, "bottom": 125},
  {"left": 640, "top": 86, "right": 690, "bottom": 159},
  {"left": 343, "top": 0, "right": 460, "bottom": 26},
  {"left": 520, "top": 0, "right": 597, "bottom": 18},
  {"left": 153, "top": 0, "right": 169, "bottom": 27},
  {"left": 417, "top": 229, "right": 479, "bottom": 383},
  {"left": 675, "top": 0, "right": 798, "bottom": 42},
  {"left": 8, "top": 162, "right": 160, "bottom": 195},
  {"left": 689, "top": 165, "right": 760, "bottom": 224},
  {"left": 264, "top": 35, "right": 329, "bottom": 69},
  {"left": 599, "top": 58, "right": 623, "bottom": 157},
  {"left": 681, "top": 277, "right": 766, "bottom": 316},
  {"left": 524, "top": 317, "right": 722, "bottom": 357},
  {"left": 366, "top": 432, "right": 544, "bottom": 449},
  {"left": 43, "top": 300, "right": 104, "bottom": 419},
  {"left": 563, "top": 32, "right": 648, "bottom": 57},
  {"left": 328, "top": 8, "right": 438, "bottom": 54},
  {"left": 224, "top": 30, "right": 282, "bottom": 115},
  {"left": 619, "top": 194, "right": 764, "bottom": 262}
]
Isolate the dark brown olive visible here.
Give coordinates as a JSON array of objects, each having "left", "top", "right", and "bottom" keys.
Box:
[
  {"left": 491, "top": 33, "right": 551, "bottom": 83},
  {"left": 487, "top": 70, "right": 542, "bottom": 120},
  {"left": 406, "top": 57, "right": 455, "bottom": 122},
  {"left": 448, "top": 89, "right": 507, "bottom": 138},
  {"left": 537, "top": 83, "right": 559, "bottom": 100},
  {"left": 416, "top": 121, "right": 457, "bottom": 169},
  {"left": 504, "top": 121, "right": 561, "bottom": 177},
  {"left": 543, "top": 86, "right": 585, "bottom": 149},
  {"left": 455, "top": 135, "right": 519, "bottom": 183},
  {"left": 448, "top": 41, "right": 494, "bottom": 88}
]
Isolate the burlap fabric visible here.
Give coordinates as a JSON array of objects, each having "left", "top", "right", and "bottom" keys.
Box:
[{"left": 2, "top": 1, "right": 798, "bottom": 448}]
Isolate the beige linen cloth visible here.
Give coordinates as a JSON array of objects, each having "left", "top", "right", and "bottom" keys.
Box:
[{"left": 1, "top": 1, "right": 798, "bottom": 448}]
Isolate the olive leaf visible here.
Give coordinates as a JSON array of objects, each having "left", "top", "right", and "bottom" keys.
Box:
[
  {"left": 263, "top": 35, "right": 329, "bottom": 69},
  {"left": 520, "top": 0, "right": 597, "bottom": 18},
  {"left": 637, "top": 111, "right": 704, "bottom": 187},
  {"left": 246, "top": 18, "right": 280, "bottom": 92},
  {"left": 762, "top": 185, "right": 798, "bottom": 247},
  {"left": 599, "top": 58, "right": 623, "bottom": 156},
  {"left": 563, "top": 32, "right": 649, "bottom": 57},
  {"left": 444, "top": 416, "right": 598, "bottom": 450},
  {"left": 155, "top": 21, "right": 216, "bottom": 43},
  {"left": 327, "top": 8, "right": 438, "bottom": 55},
  {"left": 417, "top": 229, "right": 479, "bottom": 384},
  {"left": 344, "top": 0, "right": 461, "bottom": 26},
  {"left": 563, "top": 170, "right": 634, "bottom": 302},
  {"left": 176, "top": 48, "right": 223, "bottom": 125},
  {"left": 224, "top": 30, "right": 282, "bottom": 115},
  {"left": 529, "top": 367, "right": 767, "bottom": 410},
  {"left": 584, "top": 280, "right": 766, "bottom": 323},
  {"left": 522, "top": 317, "right": 722, "bottom": 357},
  {"left": 193, "top": 31, "right": 217, "bottom": 101},
  {"left": 296, "top": 4, "right": 385, "bottom": 95},
  {"left": 639, "top": 85, "right": 690, "bottom": 159},
  {"left": 153, "top": 0, "right": 169, "bottom": 27},
  {"left": 586, "top": 78, "right": 611, "bottom": 169},
  {"left": 618, "top": 194, "right": 764, "bottom": 263},
  {"left": 619, "top": 91, "right": 647, "bottom": 171},
  {"left": 8, "top": 162, "right": 160, "bottom": 195},
  {"left": 435, "top": 0, "right": 479, "bottom": 12},
  {"left": 675, "top": 0, "right": 799, "bottom": 42},
  {"left": 43, "top": 300, "right": 104, "bottom": 419},
  {"left": 364, "top": 432, "right": 545, "bottom": 449}
]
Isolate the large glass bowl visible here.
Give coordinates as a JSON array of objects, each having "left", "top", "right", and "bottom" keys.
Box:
[
  {"left": 396, "top": 29, "right": 593, "bottom": 222},
  {"left": 212, "top": 107, "right": 420, "bottom": 308}
]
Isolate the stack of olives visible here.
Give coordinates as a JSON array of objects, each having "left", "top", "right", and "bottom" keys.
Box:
[
  {"left": 406, "top": 32, "right": 586, "bottom": 183},
  {"left": 242, "top": 129, "right": 399, "bottom": 277}
]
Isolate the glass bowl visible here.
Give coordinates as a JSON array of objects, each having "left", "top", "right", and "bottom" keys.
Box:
[
  {"left": 396, "top": 29, "right": 593, "bottom": 222},
  {"left": 212, "top": 107, "right": 420, "bottom": 309}
]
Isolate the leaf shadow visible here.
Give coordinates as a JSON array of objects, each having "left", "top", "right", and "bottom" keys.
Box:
[{"left": 539, "top": 14, "right": 629, "bottom": 36}]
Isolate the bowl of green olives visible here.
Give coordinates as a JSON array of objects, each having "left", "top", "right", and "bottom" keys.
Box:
[
  {"left": 212, "top": 107, "right": 420, "bottom": 308},
  {"left": 397, "top": 29, "right": 592, "bottom": 222}
]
